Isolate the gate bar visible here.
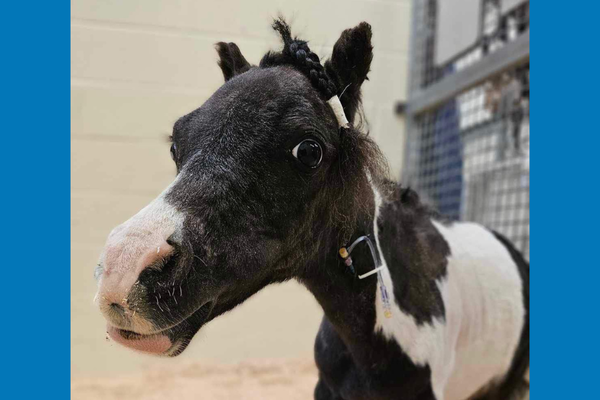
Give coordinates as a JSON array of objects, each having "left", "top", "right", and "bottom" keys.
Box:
[{"left": 406, "top": 32, "right": 529, "bottom": 116}]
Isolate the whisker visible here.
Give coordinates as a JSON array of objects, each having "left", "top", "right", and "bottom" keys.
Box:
[{"left": 193, "top": 254, "right": 207, "bottom": 266}]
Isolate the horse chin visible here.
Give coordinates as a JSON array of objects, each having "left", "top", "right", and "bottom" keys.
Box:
[{"left": 107, "top": 301, "right": 215, "bottom": 357}]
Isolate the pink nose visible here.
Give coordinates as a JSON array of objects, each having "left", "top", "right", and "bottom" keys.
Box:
[{"left": 97, "top": 231, "right": 174, "bottom": 323}]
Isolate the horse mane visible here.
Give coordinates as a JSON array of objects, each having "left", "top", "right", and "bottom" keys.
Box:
[{"left": 257, "top": 18, "right": 391, "bottom": 246}]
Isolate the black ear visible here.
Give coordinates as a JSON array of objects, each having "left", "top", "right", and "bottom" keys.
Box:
[
  {"left": 215, "top": 42, "right": 252, "bottom": 82},
  {"left": 325, "top": 22, "right": 373, "bottom": 123}
]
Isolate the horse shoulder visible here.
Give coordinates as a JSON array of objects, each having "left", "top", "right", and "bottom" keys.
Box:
[{"left": 375, "top": 215, "right": 526, "bottom": 400}]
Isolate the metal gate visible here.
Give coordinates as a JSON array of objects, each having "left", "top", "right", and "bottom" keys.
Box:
[{"left": 402, "top": 0, "right": 530, "bottom": 258}]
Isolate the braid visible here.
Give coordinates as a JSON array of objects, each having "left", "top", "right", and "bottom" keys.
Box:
[{"left": 261, "top": 18, "right": 338, "bottom": 100}]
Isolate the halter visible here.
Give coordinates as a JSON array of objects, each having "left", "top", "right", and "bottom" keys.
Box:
[
  {"left": 328, "top": 96, "right": 393, "bottom": 318},
  {"left": 327, "top": 99, "right": 380, "bottom": 280},
  {"left": 339, "top": 235, "right": 393, "bottom": 318},
  {"left": 338, "top": 236, "right": 383, "bottom": 279}
]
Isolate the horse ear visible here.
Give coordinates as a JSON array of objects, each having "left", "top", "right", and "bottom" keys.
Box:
[
  {"left": 325, "top": 22, "right": 373, "bottom": 123},
  {"left": 215, "top": 42, "right": 252, "bottom": 81}
]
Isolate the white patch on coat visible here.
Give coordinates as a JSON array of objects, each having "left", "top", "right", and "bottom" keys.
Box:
[
  {"left": 371, "top": 185, "right": 525, "bottom": 400},
  {"left": 96, "top": 176, "right": 185, "bottom": 333},
  {"left": 100, "top": 176, "right": 184, "bottom": 277}
]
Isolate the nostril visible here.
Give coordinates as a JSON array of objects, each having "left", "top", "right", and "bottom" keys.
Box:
[
  {"left": 137, "top": 240, "right": 177, "bottom": 274},
  {"left": 165, "top": 234, "right": 180, "bottom": 250},
  {"left": 147, "top": 247, "right": 177, "bottom": 271},
  {"left": 105, "top": 302, "right": 131, "bottom": 328},
  {"left": 100, "top": 238, "right": 180, "bottom": 310},
  {"left": 110, "top": 303, "right": 125, "bottom": 314},
  {"left": 138, "top": 246, "right": 181, "bottom": 285}
]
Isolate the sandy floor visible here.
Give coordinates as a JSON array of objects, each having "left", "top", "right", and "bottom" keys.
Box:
[{"left": 72, "top": 358, "right": 318, "bottom": 400}]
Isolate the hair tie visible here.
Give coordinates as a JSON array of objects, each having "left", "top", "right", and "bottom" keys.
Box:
[{"left": 327, "top": 96, "right": 349, "bottom": 129}]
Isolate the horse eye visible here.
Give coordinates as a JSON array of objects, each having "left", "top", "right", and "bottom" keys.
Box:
[
  {"left": 292, "top": 139, "right": 323, "bottom": 168},
  {"left": 170, "top": 143, "right": 177, "bottom": 161}
]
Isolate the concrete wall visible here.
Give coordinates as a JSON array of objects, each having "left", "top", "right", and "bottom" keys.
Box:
[{"left": 72, "top": 0, "right": 411, "bottom": 377}]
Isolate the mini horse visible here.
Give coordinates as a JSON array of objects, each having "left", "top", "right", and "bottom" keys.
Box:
[{"left": 95, "top": 19, "right": 529, "bottom": 400}]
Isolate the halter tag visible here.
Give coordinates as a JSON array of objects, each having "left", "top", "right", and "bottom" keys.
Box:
[
  {"left": 377, "top": 272, "right": 393, "bottom": 318},
  {"left": 327, "top": 96, "right": 349, "bottom": 129}
]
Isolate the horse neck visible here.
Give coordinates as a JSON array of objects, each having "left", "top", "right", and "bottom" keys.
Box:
[{"left": 297, "top": 181, "right": 383, "bottom": 357}]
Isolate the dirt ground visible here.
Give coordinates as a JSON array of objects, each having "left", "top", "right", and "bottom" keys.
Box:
[{"left": 71, "top": 358, "right": 318, "bottom": 400}]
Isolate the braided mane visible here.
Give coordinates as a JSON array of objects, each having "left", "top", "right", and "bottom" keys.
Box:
[
  {"left": 258, "top": 18, "right": 391, "bottom": 245},
  {"left": 260, "top": 19, "right": 338, "bottom": 100}
]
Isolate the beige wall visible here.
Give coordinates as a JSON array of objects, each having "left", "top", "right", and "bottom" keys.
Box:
[{"left": 72, "top": 0, "right": 410, "bottom": 378}]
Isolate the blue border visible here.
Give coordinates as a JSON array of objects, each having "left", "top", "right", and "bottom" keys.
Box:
[
  {"left": 532, "top": 1, "right": 599, "bottom": 398},
  {"left": 2, "top": 3, "right": 70, "bottom": 398},
  {"left": 0, "top": 1, "right": 598, "bottom": 399}
]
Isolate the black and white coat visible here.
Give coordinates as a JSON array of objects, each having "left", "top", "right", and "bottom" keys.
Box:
[
  {"left": 309, "top": 184, "right": 529, "bottom": 400},
  {"left": 95, "top": 19, "right": 529, "bottom": 400}
]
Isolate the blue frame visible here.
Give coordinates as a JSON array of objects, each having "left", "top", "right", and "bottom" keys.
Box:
[
  {"left": 531, "top": 1, "right": 599, "bottom": 398},
  {"left": 1, "top": 1, "right": 598, "bottom": 398},
  {"left": 2, "top": 2, "right": 70, "bottom": 398}
]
